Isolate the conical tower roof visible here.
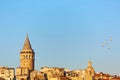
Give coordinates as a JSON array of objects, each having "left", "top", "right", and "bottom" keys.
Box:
[
  {"left": 22, "top": 34, "right": 32, "bottom": 50},
  {"left": 88, "top": 59, "right": 92, "bottom": 68}
]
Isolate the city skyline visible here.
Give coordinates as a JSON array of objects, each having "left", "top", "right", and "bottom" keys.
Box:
[{"left": 0, "top": 0, "right": 120, "bottom": 75}]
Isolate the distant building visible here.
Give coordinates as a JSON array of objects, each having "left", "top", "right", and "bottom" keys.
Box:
[
  {"left": 39, "top": 60, "right": 95, "bottom": 80},
  {"left": 66, "top": 60, "right": 95, "bottom": 80},
  {"left": 40, "top": 67, "right": 65, "bottom": 80},
  {"left": 0, "top": 66, "right": 15, "bottom": 80},
  {"left": 93, "top": 72, "right": 120, "bottom": 80},
  {"left": 30, "top": 70, "right": 45, "bottom": 80}
]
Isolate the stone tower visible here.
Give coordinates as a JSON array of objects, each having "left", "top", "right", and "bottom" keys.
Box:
[
  {"left": 20, "top": 34, "right": 35, "bottom": 70},
  {"left": 16, "top": 34, "right": 35, "bottom": 80},
  {"left": 85, "top": 60, "right": 95, "bottom": 80}
]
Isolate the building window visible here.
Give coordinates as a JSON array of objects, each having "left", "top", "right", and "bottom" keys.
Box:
[
  {"left": 89, "top": 71, "right": 92, "bottom": 75},
  {"left": 82, "top": 78, "right": 84, "bottom": 80}
]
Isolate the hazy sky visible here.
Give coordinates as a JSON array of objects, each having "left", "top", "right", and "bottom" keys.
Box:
[{"left": 0, "top": 0, "right": 120, "bottom": 75}]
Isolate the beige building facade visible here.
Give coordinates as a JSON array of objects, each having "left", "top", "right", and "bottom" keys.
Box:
[{"left": 0, "top": 66, "right": 15, "bottom": 80}]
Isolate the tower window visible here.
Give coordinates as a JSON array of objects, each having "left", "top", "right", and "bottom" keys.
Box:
[
  {"left": 89, "top": 71, "right": 92, "bottom": 75},
  {"left": 29, "top": 55, "right": 30, "bottom": 59},
  {"left": 23, "top": 55, "right": 25, "bottom": 59},
  {"left": 26, "top": 55, "right": 27, "bottom": 59}
]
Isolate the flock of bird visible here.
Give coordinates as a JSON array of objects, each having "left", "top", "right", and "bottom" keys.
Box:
[{"left": 101, "top": 36, "right": 112, "bottom": 49}]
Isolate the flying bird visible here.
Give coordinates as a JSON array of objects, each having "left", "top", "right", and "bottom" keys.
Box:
[
  {"left": 104, "top": 40, "right": 108, "bottom": 44},
  {"left": 100, "top": 36, "right": 112, "bottom": 50},
  {"left": 107, "top": 45, "right": 111, "bottom": 49},
  {"left": 101, "top": 43, "right": 105, "bottom": 47},
  {"left": 110, "top": 37, "right": 112, "bottom": 41}
]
